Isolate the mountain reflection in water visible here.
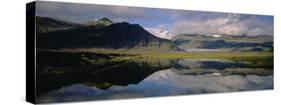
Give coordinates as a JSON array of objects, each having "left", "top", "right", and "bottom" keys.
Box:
[
  {"left": 36, "top": 51, "right": 273, "bottom": 103},
  {"left": 38, "top": 70, "right": 272, "bottom": 103}
]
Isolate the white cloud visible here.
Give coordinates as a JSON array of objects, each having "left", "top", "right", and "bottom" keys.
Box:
[
  {"left": 169, "top": 14, "right": 273, "bottom": 36},
  {"left": 35, "top": 1, "right": 273, "bottom": 36},
  {"left": 145, "top": 27, "right": 175, "bottom": 40}
]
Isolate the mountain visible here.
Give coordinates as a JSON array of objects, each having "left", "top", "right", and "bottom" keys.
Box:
[
  {"left": 36, "top": 17, "right": 81, "bottom": 34},
  {"left": 172, "top": 34, "right": 273, "bottom": 51},
  {"left": 84, "top": 17, "right": 113, "bottom": 28},
  {"left": 37, "top": 17, "right": 175, "bottom": 50}
]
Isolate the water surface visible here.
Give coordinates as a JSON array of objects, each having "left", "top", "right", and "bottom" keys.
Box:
[{"left": 36, "top": 51, "right": 273, "bottom": 103}]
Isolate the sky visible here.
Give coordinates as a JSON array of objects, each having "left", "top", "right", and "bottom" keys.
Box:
[{"left": 36, "top": 1, "right": 273, "bottom": 36}]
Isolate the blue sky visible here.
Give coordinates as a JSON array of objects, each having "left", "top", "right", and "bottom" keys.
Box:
[{"left": 36, "top": 1, "right": 273, "bottom": 36}]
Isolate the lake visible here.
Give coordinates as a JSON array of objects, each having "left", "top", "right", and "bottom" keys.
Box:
[{"left": 36, "top": 51, "right": 273, "bottom": 103}]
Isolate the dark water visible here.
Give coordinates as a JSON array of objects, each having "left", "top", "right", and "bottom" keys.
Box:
[{"left": 36, "top": 51, "right": 273, "bottom": 103}]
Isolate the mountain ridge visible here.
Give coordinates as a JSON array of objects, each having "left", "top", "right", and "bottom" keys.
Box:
[
  {"left": 36, "top": 16, "right": 81, "bottom": 34},
  {"left": 172, "top": 34, "right": 273, "bottom": 51},
  {"left": 84, "top": 17, "right": 113, "bottom": 28},
  {"left": 36, "top": 17, "right": 175, "bottom": 50}
]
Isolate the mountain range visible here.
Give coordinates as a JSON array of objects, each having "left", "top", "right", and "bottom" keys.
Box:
[
  {"left": 36, "top": 16, "right": 273, "bottom": 52},
  {"left": 36, "top": 17, "right": 175, "bottom": 50},
  {"left": 172, "top": 34, "right": 273, "bottom": 51}
]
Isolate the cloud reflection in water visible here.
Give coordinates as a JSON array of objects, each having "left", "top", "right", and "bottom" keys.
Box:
[{"left": 38, "top": 69, "right": 273, "bottom": 103}]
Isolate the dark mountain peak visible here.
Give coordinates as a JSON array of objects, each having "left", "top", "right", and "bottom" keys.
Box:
[
  {"left": 110, "top": 22, "right": 144, "bottom": 30},
  {"left": 98, "top": 17, "right": 113, "bottom": 23},
  {"left": 105, "top": 22, "right": 154, "bottom": 38},
  {"left": 118, "top": 22, "right": 140, "bottom": 26},
  {"left": 37, "top": 18, "right": 175, "bottom": 50},
  {"left": 114, "top": 22, "right": 130, "bottom": 25}
]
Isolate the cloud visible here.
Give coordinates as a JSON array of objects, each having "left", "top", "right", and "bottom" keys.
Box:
[
  {"left": 38, "top": 69, "right": 272, "bottom": 103},
  {"left": 143, "top": 70, "right": 273, "bottom": 93},
  {"left": 35, "top": 1, "right": 273, "bottom": 36},
  {"left": 169, "top": 13, "right": 273, "bottom": 36},
  {"left": 36, "top": 1, "right": 148, "bottom": 23},
  {"left": 145, "top": 27, "right": 175, "bottom": 40}
]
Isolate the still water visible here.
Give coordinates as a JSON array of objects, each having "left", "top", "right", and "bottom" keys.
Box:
[{"left": 36, "top": 52, "right": 273, "bottom": 103}]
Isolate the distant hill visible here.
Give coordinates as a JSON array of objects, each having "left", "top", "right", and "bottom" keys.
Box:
[
  {"left": 172, "top": 34, "right": 273, "bottom": 51},
  {"left": 36, "top": 17, "right": 81, "bottom": 34},
  {"left": 37, "top": 17, "right": 175, "bottom": 50},
  {"left": 172, "top": 34, "right": 273, "bottom": 43}
]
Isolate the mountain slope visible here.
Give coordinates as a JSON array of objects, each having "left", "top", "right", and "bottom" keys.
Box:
[
  {"left": 84, "top": 17, "right": 113, "bottom": 28},
  {"left": 172, "top": 34, "right": 273, "bottom": 51},
  {"left": 36, "top": 17, "right": 81, "bottom": 34},
  {"left": 37, "top": 17, "right": 175, "bottom": 50}
]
